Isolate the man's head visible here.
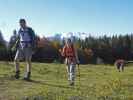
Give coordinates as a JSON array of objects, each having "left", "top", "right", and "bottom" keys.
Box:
[
  {"left": 19, "top": 19, "right": 26, "bottom": 28},
  {"left": 66, "top": 38, "right": 72, "bottom": 46}
]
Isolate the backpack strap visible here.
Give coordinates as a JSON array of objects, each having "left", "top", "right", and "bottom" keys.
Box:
[
  {"left": 28, "top": 27, "right": 37, "bottom": 49},
  {"left": 27, "top": 27, "right": 36, "bottom": 41}
]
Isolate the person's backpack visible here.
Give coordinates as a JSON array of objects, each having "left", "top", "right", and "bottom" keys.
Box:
[
  {"left": 18, "top": 27, "right": 38, "bottom": 50},
  {"left": 11, "top": 28, "right": 37, "bottom": 52}
]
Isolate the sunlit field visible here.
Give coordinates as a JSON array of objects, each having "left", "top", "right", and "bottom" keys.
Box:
[{"left": 0, "top": 62, "right": 133, "bottom": 100}]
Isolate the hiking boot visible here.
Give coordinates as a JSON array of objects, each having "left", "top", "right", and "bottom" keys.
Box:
[
  {"left": 70, "top": 81, "right": 74, "bottom": 86},
  {"left": 23, "top": 72, "right": 31, "bottom": 81},
  {"left": 14, "top": 71, "right": 20, "bottom": 79}
]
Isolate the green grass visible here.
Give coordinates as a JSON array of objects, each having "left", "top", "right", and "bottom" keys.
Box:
[{"left": 0, "top": 62, "right": 133, "bottom": 100}]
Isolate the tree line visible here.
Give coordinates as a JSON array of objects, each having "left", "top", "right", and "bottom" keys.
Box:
[{"left": 0, "top": 31, "right": 133, "bottom": 64}]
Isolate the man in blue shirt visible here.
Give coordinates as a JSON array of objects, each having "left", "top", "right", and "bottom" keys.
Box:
[{"left": 14, "top": 19, "right": 36, "bottom": 81}]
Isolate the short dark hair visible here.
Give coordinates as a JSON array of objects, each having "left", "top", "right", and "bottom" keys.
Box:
[
  {"left": 19, "top": 19, "right": 26, "bottom": 23},
  {"left": 66, "top": 38, "right": 72, "bottom": 43}
]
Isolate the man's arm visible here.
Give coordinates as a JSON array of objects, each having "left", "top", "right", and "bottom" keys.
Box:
[
  {"left": 11, "top": 31, "right": 20, "bottom": 51},
  {"left": 61, "top": 46, "right": 66, "bottom": 57},
  {"left": 28, "top": 27, "right": 36, "bottom": 40},
  {"left": 73, "top": 44, "right": 79, "bottom": 64}
]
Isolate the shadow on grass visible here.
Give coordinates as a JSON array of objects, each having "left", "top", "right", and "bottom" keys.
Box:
[
  {"left": 27, "top": 79, "right": 73, "bottom": 89},
  {"left": 0, "top": 74, "right": 15, "bottom": 80},
  {"left": 0, "top": 73, "right": 78, "bottom": 90}
]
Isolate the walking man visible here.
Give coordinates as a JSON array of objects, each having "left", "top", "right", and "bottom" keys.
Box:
[
  {"left": 61, "top": 38, "right": 79, "bottom": 86},
  {"left": 14, "top": 19, "right": 36, "bottom": 80}
]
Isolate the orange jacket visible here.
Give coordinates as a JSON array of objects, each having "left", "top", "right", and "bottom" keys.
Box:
[
  {"left": 62, "top": 45, "right": 75, "bottom": 57},
  {"left": 62, "top": 45, "right": 76, "bottom": 64}
]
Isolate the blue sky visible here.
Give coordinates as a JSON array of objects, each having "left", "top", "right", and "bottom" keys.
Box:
[{"left": 0, "top": 0, "right": 133, "bottom": 41}]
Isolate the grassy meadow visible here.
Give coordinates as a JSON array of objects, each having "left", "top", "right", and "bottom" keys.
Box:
[{"left": 0, "top": 62, "right": 133, "bottom": 100}]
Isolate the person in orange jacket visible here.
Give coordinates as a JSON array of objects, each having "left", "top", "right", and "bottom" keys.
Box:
[{"left": 61, "top": 38, "right": 79, "bottom": 86}]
